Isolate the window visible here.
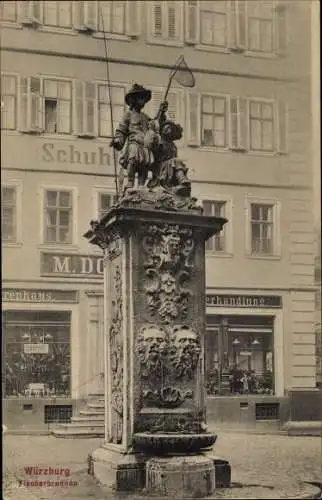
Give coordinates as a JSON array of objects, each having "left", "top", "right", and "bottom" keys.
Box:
[
  {"left": 247, "top": 0, "right": 274, "bottom": 53},
  {"left": 203, "top": 201, "right": 227, "bottom": 252},
  {"left": 250, "top": 204, "right": 274, "bottom": 255},
  {"left": 1, "top": 186, "right": 17, "bottom": 242},
  {"left": 43, "top": 1, "right": 72, "bottom": 28},
  {"left": 98, "top": 85, "right": 125, "bottom": 137},
  {"left": 97, "top": 192, "right": 117, "bottom": 217},
  {"left": 200, "top": 0, "right": 227, "bottom": 47},
  {"left": 0, "top": 1, "right": 17, "bottom": 22},
  {"left": 3, "top": 310, "right": 71, "bottom": 398},
  {"left": 201, "top": 95, "right": 227, "bottom": 147},
  {"left": 44, "top": 190, "right": 73, "bottom": 244},
  {"left": 150, "top": 1, "right": 182, "bottom": 42},
  {"left": 144, "top": 88, "right": 180, "bottom": 124},
  {"left": 249, "top": 101, "right": 274, "bottom": 152},
  {"left": 205, "top": 316, "right": 275, "bottom": 396},
  {"left": 99, "top": 1, "right": 126, "bottom": 35},
  {"left": 1, "top": 74, "right": 18, "bottom": 130},
  {"left": 44, "top": 80, "right": 72, "bottom": 134}
]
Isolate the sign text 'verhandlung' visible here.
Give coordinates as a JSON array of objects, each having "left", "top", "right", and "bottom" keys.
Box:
[{"left": 206, "top": 294, "right": 282, "bottom": 309}]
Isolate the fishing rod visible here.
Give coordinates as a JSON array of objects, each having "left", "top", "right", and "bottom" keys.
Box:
[{"left": 98, "top": 1, "right": 120, "bottom": 201}]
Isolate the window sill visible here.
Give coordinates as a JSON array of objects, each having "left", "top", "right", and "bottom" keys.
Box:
[
  {"left": 93, "top": 32, "right": 133, "bottom": 42},
  {"left": 3, "top": 242, "right": 23, "bottom": 248},
  {"left": 146, "top": 37, "right": 184, "bottom": 48},
  {"left": 243, "top": 50, "right": 277, "bottom": 60},
  {"left": 246, "top": 254, "right": 281, "bottom": 261},
  {"left": 39, "top": 26, "right": 76, "bottom": 36},
  {"left": 195, "top": 44, "right": 231, "bottom": 54},
  {"left": 0, "top": 21, "right": 22, "bottom": 29},
  {"left": 206, "top": 252, "right": 233, "bottom": 259},
  {"left": 38, "top": 244, "right": 79, "bottom": 252}
]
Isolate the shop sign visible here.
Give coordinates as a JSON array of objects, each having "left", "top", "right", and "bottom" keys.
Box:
[
  {"left": 41, "top": 253, "right": 104, "bottom": 278},
  {"left": 24, "top": 343, "right": 49, "bottom": 354},
  {"left": 2, "top": 288, "right": 78, "bottom": 303},
  {"left": 41, "top": 143, "right": 111, "bottom": 167},
  {"left": 206, "top": 294, "right": 282, "bottom": 309}
]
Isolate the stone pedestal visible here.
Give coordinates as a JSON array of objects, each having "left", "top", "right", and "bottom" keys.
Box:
[{"left": 84, "top": 189, "right": 227, "bottom": 496}]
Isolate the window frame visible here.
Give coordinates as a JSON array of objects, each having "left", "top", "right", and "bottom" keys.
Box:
[
  {"left": 199, "top": 0, "right": 229, "bottom": 49},
  {"left": 0, "top": 0, "right": 19, "bottom": 24},
  {"left": 94, "top": 81, "right": 126, "bottom": 139},
  {"left": 148, "top": 0, "right": 184, "bottom": 46},
  {"left": 199, "top": 194, "right": 233, "bottom": 257},
  {"left": 97, "top": 0, "right": 126, "bottom": 36},
  {"left": 42, "top": 77, "right": 73, "bottom": 136},
  {"left": 1, "top": 72, "right": 19, "bottom": 131},
  {"left": 42, "top": 0, "right": 73, "bottom": 29},
  {"left": 200, "top": 93, "right": 229, "bottom": 149},
  {"left": 1, "top": 181, "right": 23, "bottom": 246},
  {"left": 248, "top": 97, "right": 275, "bottom": 153},
  {"left": 92, "top": 187, "right": 118, "bottom": 219},
  {"left": 245, "top": 196, "right": 281, "bottom": 259},
  {"left": 40, "top": 185, "right": 78, "bottom": 247}
]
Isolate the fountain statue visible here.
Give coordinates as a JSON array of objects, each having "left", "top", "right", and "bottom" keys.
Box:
[{"left": 84, "top": 83, "right": 229, "bottom": 498}]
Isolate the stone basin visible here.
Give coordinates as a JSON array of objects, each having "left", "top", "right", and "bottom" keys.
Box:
[{"left": 132, "top": 432, "right": 217, "bottom": 455}]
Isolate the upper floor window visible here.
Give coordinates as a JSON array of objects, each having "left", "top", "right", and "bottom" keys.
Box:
[
  {"left": 44, "top": 80, "right": 72, "bottom": 134},
  {"left": 0, "top": 1, "right": 17, "bottom": 22},
  {"left": 200, "top": 0, "right": 227, "bottom": 47},
  {"left": 247, "top": 1, "right": 274, "bottom": 53},
  {"left": 97, "top": 192, "right": 117, "bottom": 217},
  {"left": 249, "top": 101, "right": 274, "bottom": 152},
  {"left": 203, "top": 200, "right": 227, "bottom": 252},
  {"left": 43, "top": 1, "right": 72, "bottom": 28},
  {"left": 99, "top": 1, "right": 126, "bottom": 35},
  {"left": 44, "top": 190, "right": 73, "bottom": 244},
  {"left": 98, "top": 85, "right": 125, "bottom": 137},
  {"left": 1, "top": 186, "right": 17, "bottom": 242},
  {"left": 150, "top": 1, "right": 182, "bottom": 42},
  {"left": 250, "top": 203, "right": 274, "bottom": 255},
  {"left": 187, "top": 93, "right": 287, "bottom": 154},
  {"left": 1, "top": 74, "right": 18, "bottom": 130},
  {"left": 201, "top": 95, "right": 227, "bottom": 148}
]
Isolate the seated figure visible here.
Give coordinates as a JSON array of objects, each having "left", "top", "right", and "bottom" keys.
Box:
[{"left": 148, "top": 120, "right": 191, "bottom": 197}]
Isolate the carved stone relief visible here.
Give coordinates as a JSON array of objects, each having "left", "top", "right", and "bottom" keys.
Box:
[
  {"left": 108, "top": 262, "right": 123, "bottom": 444},
  {"left": 141, "top": 224, "right": 195, "bottom": 324}
]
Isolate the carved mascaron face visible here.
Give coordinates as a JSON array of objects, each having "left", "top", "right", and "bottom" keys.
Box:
[
  {"left": 172, "top": 327, "right": 201, "bottom": 371},
  {"left": 165, "top": 234, "right": 181, "bottom": 258},
  {"left": 140, "top": 326, "right": 167, "bottom": 361},
  {"left": 160, "top": 272, "right": 176, "bottom": 294}
]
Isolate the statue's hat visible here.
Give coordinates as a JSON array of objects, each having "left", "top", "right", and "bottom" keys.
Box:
[{"left": 125, "top": 83, "right": 152, "bottom": 106}]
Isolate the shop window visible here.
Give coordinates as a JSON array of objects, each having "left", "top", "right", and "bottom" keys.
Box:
[
  {"left": 44, "top": 189, "right": 73, "bottom": 244},
  {"left": 3, "top": 311, "right": 71, "bottom": 398},
  {"left": 205, "top": 316, "right": 275, "bottom": 396}
]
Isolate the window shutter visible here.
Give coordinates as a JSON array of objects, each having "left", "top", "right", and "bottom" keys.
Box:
[
  {"left": 125, "top": 0, "right": 140, "bottom": 36},
  {"left": 236, "top": 0, "right": 247, "bottom": 50},
  {"left": 228, "top": 0, "right": 237, "bottom": 49},
  {"left": 74, "top": 80, "right": 84, "bottom": 135},
  {"left": 85, "top": 1, "right": 97, "bottom": 30},
  {"left": 30, "top": 77, "right": 43, "bottom": 131},
  {"left": 185, "top": 0, "right": 199, "bottom": 44},
  {"left": 275, "top": 3, "right": 287, "bottom": 55},
  {"left": 152, "top": 1, "right": 163, "bottom": 37},
  {"left": 18, "top": 77, "right": 29, "bottom": 131},
  {"left": 84, "top": 82, "right": 96, "bottom": 137},
  {"left": 167, "top": 1, "right": 179, "bottom": 39},
  {"left": 229, "top": 96, "right": 248, "bottom": 151},
  {"left": 187, "top": 92, "right": 200, "bottom": 147},
  {"left": 276, "top": 99, "right": 287, "bottom": 154},
  {"left": 238, "top": 97, "right": 248, "bottom": 151}
]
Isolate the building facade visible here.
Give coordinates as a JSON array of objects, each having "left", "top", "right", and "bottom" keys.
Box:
[{"left": 1, "top": 0, "right": 318, "bottom": 431}]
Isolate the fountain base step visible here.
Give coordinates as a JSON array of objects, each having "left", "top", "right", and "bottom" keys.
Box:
[{"left": 146, "top": 454, "right": 215, "bottom": 498}]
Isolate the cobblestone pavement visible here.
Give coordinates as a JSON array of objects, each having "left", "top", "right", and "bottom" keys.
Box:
[{"left": 3, "top": 432, "right": 322, "bottom": 499}]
